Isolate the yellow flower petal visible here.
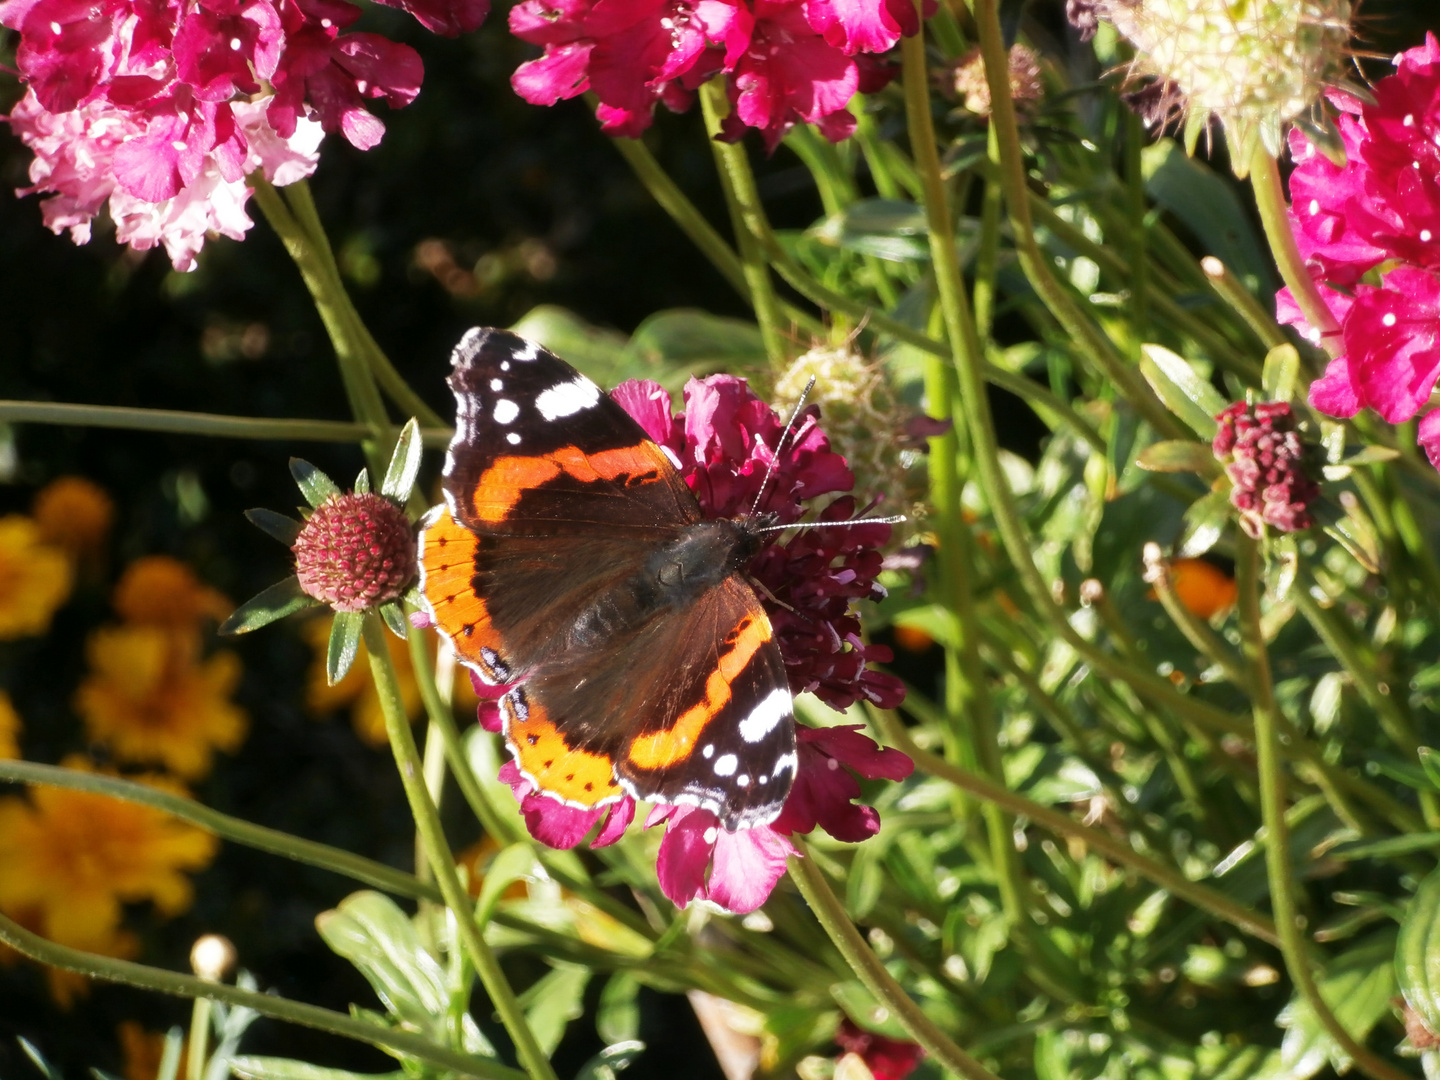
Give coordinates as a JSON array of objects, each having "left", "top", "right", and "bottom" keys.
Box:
[{"left": 0, "top": 515, "right": 73, "bottom": 639}]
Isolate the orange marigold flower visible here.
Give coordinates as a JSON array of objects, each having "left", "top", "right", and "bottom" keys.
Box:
[
  {"left": 1168, "top": 558, "right": 1238, "bottom": 620},
  {"left": 0, "top": 692, "right": 20, "bottom": 759},
  {"left": 114, "top": 555, "right": 233, "bottom": 631},
  {"left": 33, "top": 476, "right": 115, "bottom": 565},
  {"left": 0, "top": 515, "right": 73, "bottom": 639},
  {"left": 75, "top": 626, "right": 247, "bottom": 779},
  {"left": 303, "top": 616, "right": 420, "bottom": 747},
  {"left": 0, "top": 755, "right": 217, "bottom": 1003}
]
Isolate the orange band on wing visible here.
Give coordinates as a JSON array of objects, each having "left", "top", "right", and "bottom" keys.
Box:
[
  {"left": 469, "top": 443, "right": 671, "bottom": 522},
  {"left": 625, "top": 613, "right": 772, "bottom": 770},
  {"left": 419, "top": 506, "right": 509, "bottom": 680},
  {"left": 506, "top": 693, "right": 622, "bottom": 807}
]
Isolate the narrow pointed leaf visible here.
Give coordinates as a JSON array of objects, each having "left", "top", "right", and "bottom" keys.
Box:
[
  {"left": 328, "top": 611, "right": 364, "bottom": 685},
  {"left": 1135, "top": 440, "right": 1220, "bottom": 475},
  {"left": 245, "top": 508, "right": 303, "bottom": 546},
  {"left": 380, "top": 602, "right": 409, "bottom": 639},
  {"left": 1262, "top": 344, "right": 1301, "bottom": 403},
  {"left": 1140, "top": 345, "right": 1227, "bottom": 438},
  {"left": 354, "top": 468, "right": 371, "bottom": 494},
  {"left": 475, "top": 843, "right": 541, "bottom": 928},
  {"left": 574, "top": 1041, "right": 646, "bottom": 1080},
  {"left": 1398, "top": 869, "right": 1440, "bottom": 1034},
  {"left": 232, "top": 1060, "right": 405, "bottom": 1080},
  {"left": 291, "top": 459, "right": 341, "bottom": 508},
  {"left": 382, "top": 419, "right": 423, "bottom": 501},
  {"left": 220, "top": 578, "right": 317, "bottom": 635},
  {"left": 1177, "top": 488, "right": 1233, "bottom": 558}
]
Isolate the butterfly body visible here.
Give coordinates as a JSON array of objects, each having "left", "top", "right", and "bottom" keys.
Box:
[{"left": 419, "top": 328, "right": 797, "bottom": 830}]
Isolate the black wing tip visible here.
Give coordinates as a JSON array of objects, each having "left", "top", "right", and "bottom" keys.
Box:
[{"left": 451, "top": 326, "right": 499, "bottom": 371}]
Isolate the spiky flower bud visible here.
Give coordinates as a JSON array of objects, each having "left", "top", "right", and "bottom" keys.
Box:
[
  {"left": 1212, "top": 401, "right": 1319, "bottom": 538},
  {"left": 293, "top": 492, "right": 416, "bottom": 612},
  {"left": 1094, "top": 0, "right": 1352, "bottom": 167},
  {"left": 949, "top": 44, "right": 1045, "bottom": 117},
  {"left": 773, "top": 345, "right": 937, "bottom": 541}
]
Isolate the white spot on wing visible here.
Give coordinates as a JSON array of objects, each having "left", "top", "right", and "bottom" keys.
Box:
[
  {"left": 739, "top": 689, "right": 791, "bottom": 743},
  {"left": 490, "top": 378, "right": 503, "bottom": 391},
  {"left": 661, "top": 445, "right": 682, "bottom": 470},
  {"left": 702, "top": 744, "right": 714, "bottom": 759},
  {"left": 713, "top": 753, "right": 738, "bottom": 776},
  {"left": 493, "top": 399, "right": 520, "bottom": 424},
  {"left": 536, "top": 376, "right": 601, "bottom": 420},
  {"left": 506, "top": 432, "right": 521, "bottom": 445},
  {"left": 513, "top": 340, "right": 540, "bottom": 362}
]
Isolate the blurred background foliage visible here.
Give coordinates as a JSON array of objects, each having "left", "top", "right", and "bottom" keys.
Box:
[{"left": 1, "top": 0, "right": 1439, "bottom": 1077}]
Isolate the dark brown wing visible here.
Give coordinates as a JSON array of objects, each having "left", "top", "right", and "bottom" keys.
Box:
[{"left": 502, "top": 575, "right": 796, "bottom": 830}]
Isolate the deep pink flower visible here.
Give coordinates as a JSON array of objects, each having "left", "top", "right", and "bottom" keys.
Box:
[
  {"left": 499, "top": 760, "right": 636, "bottom": 849},
  {"left": 772, "top": 724, "right": 913, "bottom": 841},
  {"left": 1286, "top": 34, "right": 1440, "bottom": 467},
  {"left": 1419, "top": 411, "right": 1440, "bottom": 471},
  {"left": 802, "top": 0, "right": 918, "bottom": 56},
  {"left": 835, "top": 1018, "right": 924, "bottom": 1080},
  {"left": 374, "top": 0, "right": 488, "bottom": 36},
  {"left": 654, "top": 806, "right": 795, "bottom": 913},
  {"left": 172, "top": 0, "right": 284, "bottom": 102},
  {"left": 721, "top": 0, "right": 857, "bottom": 151}
]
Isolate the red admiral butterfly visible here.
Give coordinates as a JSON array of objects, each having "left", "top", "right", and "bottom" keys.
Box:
[{"left": 419, "top": 328, "right": 797, "bottom": 830}]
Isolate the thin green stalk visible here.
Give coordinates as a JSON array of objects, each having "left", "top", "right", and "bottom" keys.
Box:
[
  {"left": 697, "top": 82, "right": 791, "bottom": 368},
  {"left": 279, "top": 180, "right": 445, "bottom": 429},
  {"left": 971, "top": 2, "right": 1185, "bottom": 440},
  {"left": 1200, "top": 256, "right": 1289, "bottom": 351},
  {"left": 1235, "top": 539, "right": 1411, "bottom": 1080},
  {"left": 0, "top": 910, "right": 523, "bottom": 1080},
  {"left": 0, "top": 401, "right": 449, "bottom": 445},
  {"left": 187, "top": 998, "right": 212, "bottom": 1080},
  {"left": 1248, "top": 148, "right": 1340, "bottom": 357},
  {"left": 606, "top": 133, "right": 751, "bottom": 302},
  {"left": 251, "top": 178, "right": 390, "bottom": 450},
  {"left": 874, "top": 711, "right": 1282, "bottom": 949},
  {"left": 0, "top": 759, "right": 441, "bottom": 902},
  {"left": 365, "top": 616, "right": 558, "bottom": 1080},
  {"left": 787, "top": 843, "right": 1005, "bottom": 1080},
  {"left": 972, "top": 126, "right": 1003, "bottom": 339}
]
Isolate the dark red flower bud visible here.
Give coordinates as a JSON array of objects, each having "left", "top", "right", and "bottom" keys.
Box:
[
  {"left": 293, "top": 492, "right": 416, "bottom": 611},
  {"left": 1212, "top": 401, "right": 1319, "bottom": 538}
]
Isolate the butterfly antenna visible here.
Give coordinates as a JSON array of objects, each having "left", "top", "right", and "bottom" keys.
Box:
[
  {"left": 752, "top": 513, "right": 907, "bottom": 536},
  {"left": 750, "top": 376, "right": 816, "bottom": 518}
]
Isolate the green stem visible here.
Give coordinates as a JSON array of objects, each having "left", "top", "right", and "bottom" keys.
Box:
[
  {"left": 187, "top": 998, "right": 212, "bottom": 1080},
  {"left": 364, "top": 616, "right": 558, "bottom": 1080},
  {"left": 0, "top": 759, "right": 440, "bottom": 902},
  {"left": 1200, "top": 256, "right": 1289, "bottom": 351},
  {"left": 874, "top": 712, "right": 1282, "bottom": 948},
  {"left": 0, "top": 910, "right": 523, "bottom": 1080},
  {"left": 1236, "top": 538, "right": 1411, "bottom": 1080},
  {"left": 971, "top": 0, "right": 1185, "bottom": 440},
  {"left": 0, "top": 401, "right": 450, "bottom": 445},
  {"left": 251, "top": 178, "right": 390, "bottom": 453},
  {"left": 1248, "top": 148, "right": 1341, "bottom": 357},
  {"left": 279, "top": 180, "right": 445, "bottom": 429},
  {"left": 697, "top": 82, "right": 791, "bottom": 368},
  {"left": 787, "top": 843, "right": 1004, "bottom": 1080}
]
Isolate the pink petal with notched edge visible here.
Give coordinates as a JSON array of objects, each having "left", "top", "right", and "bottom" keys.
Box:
[
  {"left": 705, "top": 822, "right": 794, "bottom": 913},
  {"left": 512, "top": 42, "right": 594, "bottom": 104},
  {"left": 1418, "top": 410, "right": 1440, "bottom": 471},
  {"left": 655, "top": 806, "right": 714, "bottom": 907},
  {"left": 1344, "top": 269, "right": 1440, "bottom": 424}
]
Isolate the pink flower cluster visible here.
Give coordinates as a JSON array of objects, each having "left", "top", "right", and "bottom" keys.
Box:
[
  {"left": 474, "top": 374, "right": 911, "bottom": 913},
  {"left": 507, "top": 0, "right": 919, "bottom": 149},
  {"left": 1212, "top": 401, "right": 1318, "bottom": 537},
  {"left": 2, "top": 0, "right": 485, "bottom": 269},
  {"left": 1280, "top": 34, "right": 1440, "bottom": 466}
]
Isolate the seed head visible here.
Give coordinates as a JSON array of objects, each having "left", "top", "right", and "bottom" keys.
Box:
[{"left": 293, "top": 492, "right": 416, "bottom": 612}]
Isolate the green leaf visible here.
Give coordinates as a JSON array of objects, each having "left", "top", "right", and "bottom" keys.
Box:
[
  {"left": 1328, "top": 833, "right": 1440, "bottom": 861},
  {"left": 1140, "top": 345, "right": 1227, "bottom": 438},
  {"left": 519, "top": 963, "right": 590, "bottom": 1057},
  {"left": 219, "top": 578, "right": 318, "bottom": 636},
  {"left": 475, "top": 842, "right": 539, "bottom": 928},
  {"left": 245, "top": 508, "right": 303, "bottom": 546},
  {"left": 626, "top": 310, "right": 767, "bottom": 381},
  {"left": 574, "top": 1042, "right": 646, "bottom": 1080},
  {"left": 353, "top": 468, "right": 370, "bottom": 495},
  {"left": 291, "top": 458, "right": 341, "bottom": 508},
  {"left": 1420, "top": 747, "right": 1440, "bottom": 791},
  {"left": 381, "top": 419, "right": 423, "bottom": 501},
  {"left": 831, "top": 981, "right": 911, "bottom": 1041},
  {"left": 1135, "top": 440, "right": 1219, "bottom": 475},
  {"left": 157, "top": 1028, "right": 185, "bottom": 1080},
  {"left": 1398, "top": 867, "right": 1440, "bottom": 1033},
  {"left": 1177, "top": 489, "right": 1232, "bottom": 558},
  {"left": 510, "top": 305, "right": 629, "bottom": 379},
  {"left": 231, "top": 1061, "right": 404, "bottom": 1080},
  {"left": 327, "top": 611, "right": 363, "bottom": 685},
  {"left": 19, "top": 1038, "right": 64, "bottom": 1080},
  {"left": 1278, "top": 930, "right": 1396, "bottom": 1079},
  {"left": 1262, "top": 344, "right": 1301, "bottom": 402},
  {"left": 596, "top": 973, "right": 641, "bottom": 1045},
  {"left": 315, "top": 891, "right": 448, "bottom": 1029},
  {"left": 379, "top": 602, "right": 409, "bottom": 640}
]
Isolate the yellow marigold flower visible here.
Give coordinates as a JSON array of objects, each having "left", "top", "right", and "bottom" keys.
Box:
[
  {"left": 0, "top": 515, "right": 73, "bottom": 639},
  {"left": 75, "top": 626, "right": 247, "bottom": 779},
  {"left": 304, "top": 616, "right": 420, "bottom": 747},
  {"left": 33, "top": 476, "right": 114, "bottom": 565},
  {"left": 0, "top": 692, "right": 20, "bottom": 759},
  {"left": 1168, "top": 557, "right": 1238, "bottom": 620},
  {"left": 0, "top": 755, "right": 216, "bottom": 1002},
  {"left": 114, "top": 555, "right": 233, "bottom": 630}
]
